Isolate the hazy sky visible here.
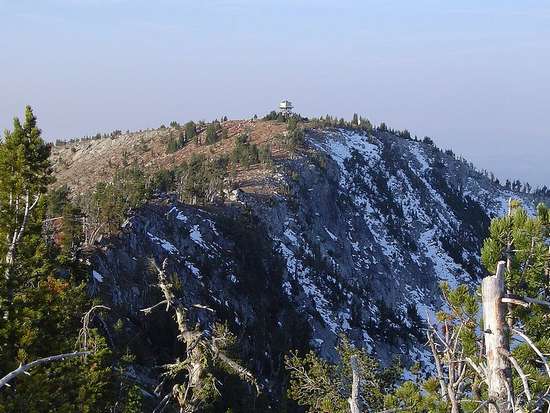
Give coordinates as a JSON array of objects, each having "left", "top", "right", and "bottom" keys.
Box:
[{"left": 0, "top": 0, "right": 548, "bottom": 186}]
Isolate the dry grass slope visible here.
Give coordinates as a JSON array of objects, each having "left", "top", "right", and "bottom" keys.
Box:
[{"left": 50, "top": 120, "right": 290, "bottom": 194}]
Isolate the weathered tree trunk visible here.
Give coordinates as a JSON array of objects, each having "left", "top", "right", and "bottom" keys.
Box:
[
  {"left": 154, "top": 263, "right": 205, "bottom": 412},
  {"left": 148, "top": 259, "right": 258, "bottom": 412},
  {"left": 348, "top": 355, "right": 362, "bottom": 413},
  {"left": 448, "top": 385, "right": 461, "bottom": 413},
  {"left": 482, "top": 261, "right": 511, "bottom": 413}
]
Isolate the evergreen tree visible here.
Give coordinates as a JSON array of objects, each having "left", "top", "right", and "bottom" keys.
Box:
[
  {"left": 287, "top": 117, "right": 298, "bottom": 132},
  {"left": 84, "top": 167, "right": 149, "bottom": 238},
  {"left": 359, "top": 117, "right": 373, "bottom": 133},
  {"left": 285, "top": 335, "right": 399, "bottom": 413},
  {"left": 206, "top": 123, "right": 219, "bottom": 145},
  {"left": 481, "top": 202, "right": 550, "bottom": 358},
  {"left": 167, "top": 131, "right": 187, "bottom": 153},
  {"left": 258, "top": 144, "right": 273, "bottom": 165},
  {"left": 178, "top": 154, "right": 228, "bottom": 205},
  {"left": 0, "top": 106, "right": 52, "bottom": 330},
  {"left": 231, "top": 134, "right": 259, "bottom": 167},
  {"left": 0, "top": 107, "right": 124, "bottom": 411},
  {"left": 184, "top": 121, "right": 197, "bottom": 142}
]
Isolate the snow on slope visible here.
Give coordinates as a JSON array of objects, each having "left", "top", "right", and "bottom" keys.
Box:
[
  {"left": 260, "top": 127, "right": 544, "bottom": 365},
  {"left": 88, "top": 126, "right": 546, "bottom": 386}
]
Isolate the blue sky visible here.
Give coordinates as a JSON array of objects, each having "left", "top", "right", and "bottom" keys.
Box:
[{"left": 0, "top": 0, "right": 548, "bottom": 186}]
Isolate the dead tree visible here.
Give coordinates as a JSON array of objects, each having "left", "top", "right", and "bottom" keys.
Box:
[
  {"left": 482, "top": 261, "right": 511, "bottom": 413},
  {"left": 76, "top": 305, "right": 111, "bottom": 357},
  {"left": 426, "top": 316, "right": 469, "bottom": 413},
  {"left": 348, "top": 355, "right": 362, "bottom": 413},
  {"left": 479, "top": 260, "right": 550, "bottom": 412},
  {"left": 143, "top": 259, "right": 258, "bottom": 413}
]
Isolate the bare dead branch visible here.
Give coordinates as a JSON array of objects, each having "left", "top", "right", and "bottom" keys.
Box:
[
  {"left": 502, "top": 295, "right": 550, "bottom": 309},
  {"left": 513, "top": 328, "right": 550, "bottom": 378},
  {"left": 152, "top": 391, "right": 173, "bottom": 413},
  {"left": 191, "top": 304, "right": 215, "bottom": 312},
  {"left": 453, "top": 362, "right": 468, "bottom": 390},
  {"left": 216, "top": 352, "right": 260, "bottom": 394},
  {"left": 77, "top": 305, "right": 110, "bottom": 355},
  {"left": 0, "top": 351, "right": 89, "bottom": 389},
  {"left": 465, "top": 358, "right": 487, "bottom": 385},
  {"left": 140, "top": 300, "right": 168, "bottom": 315},
  {"left": 500, "top": 370, "right": 514, "bottom": 412},
  {"left": 501, "top": 297, "right": 530, "bottom": 308},
  {"left": 426, "top": 329, "right": 448, "bottom": 400},
  {"left": 498, "top": 348, "right": 532, "bottom": 402}
]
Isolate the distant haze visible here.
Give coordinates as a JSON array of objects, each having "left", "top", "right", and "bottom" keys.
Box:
[{"left": 0, "top": 0, "right": 548, "bottom": 187}]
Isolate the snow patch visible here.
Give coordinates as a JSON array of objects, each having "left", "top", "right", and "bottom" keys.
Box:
[
  {"left": 409, "top": 143, "right": 430, "bottom": 172},
  {"left": 168, "top": 206, "right": 188, "bottom": 222},
  {"left": 186, "top": 261, "right": 201, "bottom": 278},
  {"left": 92, "top": 270, "right": 103, "bottom": 283},
  {"left": 283, "top": 228, "right": 299, "bottom": 246},
  {"left": 324, "top": 227, "right": 338, "bottom": 241},
  {"left": 189, "top": 225, "right": 208, "bottom": 249},
  {"left": 147, "top": 232, "right": 178, "bottom": 254}
]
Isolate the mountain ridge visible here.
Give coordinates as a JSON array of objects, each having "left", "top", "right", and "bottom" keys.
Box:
[{"left": 51, "top": 119, "right": 548, "bottom": 410}]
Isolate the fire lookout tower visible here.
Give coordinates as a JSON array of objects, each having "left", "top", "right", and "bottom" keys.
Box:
[{"left": 279, "top": 100, "right": 293, "bottom": 117}]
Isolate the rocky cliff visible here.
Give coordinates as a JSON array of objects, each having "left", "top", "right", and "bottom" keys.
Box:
[{"left": 71, "top": 124, "right": 547, "bottom": 410}]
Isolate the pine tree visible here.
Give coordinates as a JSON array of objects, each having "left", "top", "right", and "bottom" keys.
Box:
[
  {"left": 357, "top": 117, "right": 372, "bottom": 133},
  {"left": 0, "top": 105, "right": 52, "bottom": 330},
  {"left": 285, "top": 335, "right": 399, "bottom": 413},
  {"left": 185, "top": 121, "right": 197, "bottom": 142},
  {"left": 206, "top": 123, "right": 219, "bottom": 145},
  {"left": 0, "top": 107, "right": 122, "bottom": 411},
  {"left": 287, "top": 117, "right": 298, "bottom": 132}
]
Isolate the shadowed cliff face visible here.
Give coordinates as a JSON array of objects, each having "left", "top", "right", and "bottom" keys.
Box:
[{"left": 85, "top": 127, "right": 547, "bottom": 407}]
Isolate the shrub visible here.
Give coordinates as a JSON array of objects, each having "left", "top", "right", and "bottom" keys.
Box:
[
  {"left": 206, "top": 123, "right": 220, "bottom": 145},
  {"left": 178, "top": 154, "right": 228, "bottom": 204},
  {"left": 184, "top": 121, "right": 197, "bottom": 142},
  {"left": 167, "top": 131, "right": 187, "bottom": 153},
  {"left": 150, "top": 169, "right": 177, "bottom": 192},
  {"left": 258, "top": 144, "right": 273, "bottom": 165},
  {"left": 277, "top": 128, "right": 304, "bottom": 151},
  {"left": 231, "top": 134, "right": 259, "bottom": 167}
]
